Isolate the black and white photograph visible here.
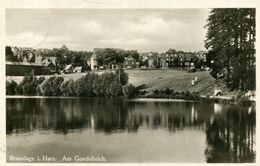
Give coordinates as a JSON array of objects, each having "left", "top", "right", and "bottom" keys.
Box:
[{"left": 4, "top": 7, "right": 257, "bottom": 164}]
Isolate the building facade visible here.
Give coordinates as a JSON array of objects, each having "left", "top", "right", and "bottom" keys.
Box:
[{"left": 124, "top": 56, "right": 139, "bottom": 69}]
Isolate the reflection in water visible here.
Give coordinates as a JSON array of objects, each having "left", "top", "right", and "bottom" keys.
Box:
[
  {"left": 6, "top": 98, "right": 255, "bottom": 163},
  {"left": 205, "top": 106, "right": 255, "bottom": 163}
]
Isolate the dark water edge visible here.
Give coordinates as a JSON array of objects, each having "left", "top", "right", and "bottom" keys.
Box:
[
  {"left": 6, "top": 97, "right": 256, "bottom": 163},
  {"left": 6, "top": 94, "right": 255, "bottom": 106}
]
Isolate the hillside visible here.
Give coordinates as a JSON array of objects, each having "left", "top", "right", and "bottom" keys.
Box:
[
  {"left": 127, "top": 70, "right": 217, "bottom": 95},
  {"left": 6, "top": 69, "right": 224, "bottom": 96}
]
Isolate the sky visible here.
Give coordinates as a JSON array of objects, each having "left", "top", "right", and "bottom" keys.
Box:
[{"left": 6, "top": 9, "right": 210, "bottom": 52}]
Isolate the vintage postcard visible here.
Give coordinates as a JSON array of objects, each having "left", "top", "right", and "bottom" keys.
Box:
[{"left": 0, "top": 0, "right": 259, "bottom": 165}]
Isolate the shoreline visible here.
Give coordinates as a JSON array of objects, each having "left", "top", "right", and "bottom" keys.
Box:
[
  {"left": 126, "top": 98, "right": 192, "bottom": 102},
  {"left": 6, "top": 95, "right": 255, "bottom": 103}
]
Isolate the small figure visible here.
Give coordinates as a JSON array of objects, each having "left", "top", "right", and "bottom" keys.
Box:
[
  {"left": 195, "top": 75, "right": 199, "bottom": 83},
  {"left": 191, "top": 79, "right": 195, "bottom": 86}
]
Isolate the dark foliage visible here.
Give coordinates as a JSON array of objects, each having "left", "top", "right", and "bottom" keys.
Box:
[
  {"left": 205, "top": 9, "right": 255, "bottom": 90},
  {"left": 123, "top": 84, "right": 139, "bottom": 98},
  {"left": 6, "top": 80, "right": 17, "bottom": 95}
]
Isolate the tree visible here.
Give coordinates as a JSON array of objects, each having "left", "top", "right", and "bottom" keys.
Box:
[
  {"left": 125, "top": 50, "right": 139, "bottom": 61},
  {"left": 194, "top": 58, "right": 204, "bottom": 69},
  {"left": 6, "top": 46, "right": 18, "bottom": 62},
  {"left": 115, "top": 69, "right": 128, "bottom": 85},
  {"left": 205, "top": 9, "right": 255, "bottom": 90},
  {"left": 6, "top": 80, "right": 17, "bottom": 95},
  {"left": 95, "top": 48, "right": 125, "bottom": 67}
]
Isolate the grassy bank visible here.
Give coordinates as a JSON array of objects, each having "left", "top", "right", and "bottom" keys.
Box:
[
  {"left": 7, "top": 69, "right": 221, "bottom": 95},
  {"left": 6, "top": 69, "right": 255, "bottom": 106},
  {"left": 127, "top": 70, "right": 216, "bottom": 95}
]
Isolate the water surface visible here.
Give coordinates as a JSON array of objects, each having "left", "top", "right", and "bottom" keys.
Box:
[{"left": 6, "top": 98, "right": 255, "bottom": 163}]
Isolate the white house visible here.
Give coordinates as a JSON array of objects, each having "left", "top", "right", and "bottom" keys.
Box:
[{"left": 88, "top": 49, "right": 100, "bottom": 70}]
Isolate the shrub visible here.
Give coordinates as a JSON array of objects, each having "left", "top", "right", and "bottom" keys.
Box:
[
  {"left": 123, "top": 84, "right": 138, "bottom": 98},
  {"left": 238, "top": 97, "right": 253, "bottom": 106},
  {"left": 15, "top": 73, "right": 36, "bottom": 95},
  {"left": 75, "top": 72, "right": 97, "bottom": 96},
  {"left": 153, "top": 89, "right": 159, "bottom": 95},
  {"left": 115, "top": 69, "right": 128, "bottom": 86},
  {"left": 139, "top": 90, "right": 147, "bottom": 96},
  {"left": 184, "top": 91, "right": 191, "bottom": 100},
  {"left": 6, "top": 80, "right": 17, "bottom": 95},
  {"left": 61, "top": 79, "right": 76, "bottom": 96},
  {"left": 9, "top": 70, "right": 129, "bottom": 97},
  {"left": 108, "top": 80, "right": 123, "bottom": 97},
  {"left": 37, "top": 77, "right": 45, "bottom": 85},
  {"left": 41, "top": 76, "right": 64, "bottom": 96},
  {"left": 164, "top": 88, "right": 173, "bottom": 95},
  {"left": 35, "top": 77, "right": 46, "bottom": 96},
  {"left": 94, "top": 72, "right": 113, "bottom": 96},
  {"left": 22, "top": 77, "right": 37, "bottom": 95},
  {"left": 15, "top": 83, "right": 23, "bottom": 95}
]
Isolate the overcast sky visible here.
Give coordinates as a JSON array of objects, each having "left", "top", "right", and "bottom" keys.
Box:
[{"left": 6, "top": 9, "right": 209, "bottom": 52}]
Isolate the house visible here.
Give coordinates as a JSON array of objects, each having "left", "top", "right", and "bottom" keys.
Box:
[
  {"left": 184, "top": 54, "right": 195, "bottom": 69},
  {"left": 148, "top": 57, "right": 157, "bottom": 69},
  {"left": 89, "top": 49, "right": 98, "bottom": 70},
  {"left": 44, "top": 61, "right": 56, "bottom": 73},
  {"left": 11, "top": 47, "right": 23, "bottom": 60},
  {"left": 139, "top": 53, "right": 149, "bottom": 62},
  {"left": 74, "top": 66, "right": 82, "bottom": 73},
  {"left": 35, "top": 55, "right": 43, "bottom": 64},
  {"left": 64, "top": 64, "right": 74, "bottom": 73},
  {"left": 48, "top": 57, "right": 57, "bottom": 65},
  {"left": 41, "top": 56, "right": 57, "bottom": 73},
  {"left": 141, "top": 52, "right": 159, "bottom": 69},
  {"left": 6, "top": 61, "right": 44, "bottom": 76},
  {"left": 196, "top": 51, "right": 206, "bottom": 60},
  {"left": 111, "top": 63, "right": 123, "bottom": 69},
  {"left": 159, "top": 58, "right": 168, "bottom": 69},
  {"left": 124, "top": 56, "right": 139, "bottom": 69},
  {"left": 42, "top": 56, "right": 56, "bottom": 65}
]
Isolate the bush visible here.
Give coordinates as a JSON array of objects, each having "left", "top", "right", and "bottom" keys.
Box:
[
  {"left": 8, "top": 70, "right": 129, "bottom": 97},
  {"left": 237, "top": 97, "right": 253, "bottom": 106},
  {"left": 6, "top": 80, "right": 17, "bottom": 95},
  {"left": 37, "top": 77, "right": 45, "bottom": 85},
  {"left": 145, "top": 88, "right": 202, "bottom": 100},
  {"left": 15, "top": 73, "right": 37, "bottom": 95},
  {"left": 115, "top": 69, "right": 128, "bottom": 86},
  {"left": 35, "top": 77, "right": 46, "bottom": 96},
  {"left": 93, "top": 72, "right": 113, "bottom": 96},
  {"left": 15, "top": 83, "right": 23, "bottom": 95},
  {"left": 108, "top": 80, "right": 123, "bottom": 97},
  {"left": 75, "top": 72, "right": 97, "bottom": 96},
  {"left": 123, "top": 84, "right": 138, "bottom": 98},
  {"left": 40, "top": 76, "right": 64, "bottom": 96},
  {"left": 61, "top": 79, "right": 76, "bottom": 96},
  {"left": 22, "top": 77, "right": 37, "bottom": 95}
]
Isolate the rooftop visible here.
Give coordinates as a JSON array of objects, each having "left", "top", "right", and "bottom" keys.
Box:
[{"left": 6, "top": 61, "right": 43, "bottom": 67}]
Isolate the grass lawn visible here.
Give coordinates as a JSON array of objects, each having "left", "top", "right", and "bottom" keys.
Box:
[{"left": 127, "top": 69, "right": 216, "bottom": 95}]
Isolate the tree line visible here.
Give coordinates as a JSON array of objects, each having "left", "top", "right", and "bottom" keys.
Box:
[
  {"left": 6, "top": 45, "right": 93, "bottom": 72},
  {"left": 6, "top": 69, "right": 138, "bottom": 98},
  {"left": 205, "top": 8, "right": 255, "bottom": 91},
  {"left": 6, "top": 46, "right": 206, "bottom": 70}
]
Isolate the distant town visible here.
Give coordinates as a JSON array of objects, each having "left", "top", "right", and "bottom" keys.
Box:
[{"left": 6, "top": 45, "right": 207, "bottom": 76}]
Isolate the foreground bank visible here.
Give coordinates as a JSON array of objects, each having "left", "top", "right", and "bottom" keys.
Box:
[{"left": 6, "top": 69, "right": 255, "bottom": 106}]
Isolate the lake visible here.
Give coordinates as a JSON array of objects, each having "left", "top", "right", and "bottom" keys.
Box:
[{"left": 6, "top": 97, "right": 256, "bottom": 163}]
